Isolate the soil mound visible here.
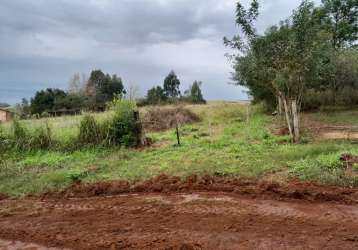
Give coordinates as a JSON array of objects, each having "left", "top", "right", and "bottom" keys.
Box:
[
  {"left": 143, "top": 107, "right": 201, "bottom": 131},
  {"left": 43, "top": 175, "right": 358, "bottom": 204},
  {"left": 0, "top": 193, "right": 8, "bottom": 201}
]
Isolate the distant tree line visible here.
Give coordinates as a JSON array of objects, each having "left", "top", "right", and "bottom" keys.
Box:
[
  {"left": 225, "top": 0, "right": 357, "bottom": 142},
  {"left": 15, "top": 70, "right": 125, "bottom": 117},
  {"left": 15, "top": 70, "right": 206, "bottom": 118},
  {"left": 141, "top": 70, "right": 206, "bottom": 106}
]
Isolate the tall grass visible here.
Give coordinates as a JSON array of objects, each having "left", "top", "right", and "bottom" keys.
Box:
[{"left": 0, "top": 100, "right": 142, "bottom": 152}]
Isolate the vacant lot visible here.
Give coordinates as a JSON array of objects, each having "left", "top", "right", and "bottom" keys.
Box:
[
  {"left": 0, "top": 102, "right": 358, "bottom": 196},
  {"left": 1, "top": 102, "right": 358, "bottom": 249}
]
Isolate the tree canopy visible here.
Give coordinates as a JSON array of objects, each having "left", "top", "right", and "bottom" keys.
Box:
[
  {"left": 163, "top": 71, "right": 181, "bottom": 98},
  {"left": 225, "top": 0, "right": 358, "bottom": 142}
]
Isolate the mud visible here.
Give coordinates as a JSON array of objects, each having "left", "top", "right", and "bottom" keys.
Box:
[
  {"left": 1, "top": 190, "right": 358, "bottom": 249},
  {"left": 0, "top": 239, "right": 68, "bottom": 250},
  {"left": 42, "top": 175, "right": 358, "bottom": 204},
  {"left": 0, "top": 193, "right": 8, "bottom": 201},
  {"left": 1, "top": 177, "right": 358, "bottom": 249}
]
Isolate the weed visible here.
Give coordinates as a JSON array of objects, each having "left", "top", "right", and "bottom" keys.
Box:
[
  {"left": 30, "top": 123, "right": 53, "bottom": 150},
  {"left": 78, "top": 115, "right": 102, "bottom": 146}
]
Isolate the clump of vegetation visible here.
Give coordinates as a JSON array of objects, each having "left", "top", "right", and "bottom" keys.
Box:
[
  {"left": 11, "top": 119, "right": 31, "bottom": 151},
  {"left": 30, "top": 124, "right": 53, "bottom": 150},
  {"left": 1, "top": 99, "right": 144, "bottom": 152},
  {"left": 20, "top": 69, "right": 126, "bottom": 119},
  {"left": 182, "top": 81, "right": 206, "bottom": 104},
  {"left": 289, "top": 153, "right": 351, "bottom": 185},
  {"left": 77, "top": 99, "right": 144, "bottom": 147},
  {"left": 142, "top": 71, "right": 206, "bottom": 106},
  {"left": 78, "top": 115, "right": 102, "bottom": 146},
  {"left": 143, "top": 107, "right": 201, "bottom": 132},
  {"left": 104, "top": 99, "right": 142, "bottom": 147}
]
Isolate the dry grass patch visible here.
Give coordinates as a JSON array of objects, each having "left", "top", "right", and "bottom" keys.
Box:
[{"left": 142, "top": 106, "right": 201, "bottom": 132}]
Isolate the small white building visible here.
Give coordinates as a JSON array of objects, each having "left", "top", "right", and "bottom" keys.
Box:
[{"left": 0, "top": 108, "right": 13, "bottom": 123}]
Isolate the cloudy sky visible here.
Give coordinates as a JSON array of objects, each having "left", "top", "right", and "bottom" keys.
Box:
[{"left": 0, "top": 0, "right": 320, "bottom": 104}]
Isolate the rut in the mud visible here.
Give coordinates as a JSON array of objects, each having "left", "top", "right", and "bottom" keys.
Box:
[{"left": 1, "top": 178, "right": 358, "bottom": 250}]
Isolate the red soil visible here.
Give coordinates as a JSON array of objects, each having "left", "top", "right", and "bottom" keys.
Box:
[{"left": 1, "top": 176, "right": 358, "bottom": 250}]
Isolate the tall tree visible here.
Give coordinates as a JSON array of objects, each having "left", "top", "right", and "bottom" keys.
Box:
[
  {"left": 163, "top": 71, "right": 181, "bottom": 98},
  {"left": 184, "top": 81, "right": 206, "bottom": 104},
  {"left": 30, "top": 88, "right": 67, "bottom": 115},
  {"left": 226, "top": 0, "right": 331, "bottom": 142},
  {"left": 87, "top": 70, "right": 126, "bottom": 107},
  {"left": 322, "top": 0, "right": 358, "bottom": 49}
]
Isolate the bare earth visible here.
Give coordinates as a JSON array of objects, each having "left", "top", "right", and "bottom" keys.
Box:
[{"left": 0, "top": 177, "right": 358, "bottom": 250}]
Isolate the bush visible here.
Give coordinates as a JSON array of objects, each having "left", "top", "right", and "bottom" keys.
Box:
[
  {"left": 12, "top": 119, "right": 30, "bottom": 150},
  {"left": 104, "top": 99, "right": 142, "bottom": 147},
  {"left": 30, "top": 124, "right": 53, "bottom": 150},
  {"left": 0, "top": 127, "right": 10, "bottom": 152},
  {"left": 78, "top": 115, "right": 102, "bottom": 146}
]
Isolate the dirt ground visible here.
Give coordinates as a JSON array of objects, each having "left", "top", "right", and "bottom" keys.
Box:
[{"left": 1, "top": 176, "right": 358, "bottom": 250}]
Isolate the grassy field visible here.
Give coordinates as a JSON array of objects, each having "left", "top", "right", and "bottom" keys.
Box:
[{"left": 0, "top": 102, "right": 357, "bottom": 196}]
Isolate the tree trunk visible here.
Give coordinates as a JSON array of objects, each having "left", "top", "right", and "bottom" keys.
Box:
[
  {"left": 278, "top": 96, "right": 283, "bottom": 116},
  {"left": 282, "top": 97, "right": 294, "bottom": 142},
  {"left": 291, "top": 99, "right": 300, "bottom": 143}
]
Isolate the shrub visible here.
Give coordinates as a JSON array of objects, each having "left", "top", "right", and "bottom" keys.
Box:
[
  {"left": 78, "top": 115, "right": 102, "bottom": 145},
  {"left": 30, "top": 124, "right": 53, "bottom": 150},
  {"left": 0, "top": 127, "right": 10, "bottom": 152},
  {"left": 12, "top": 119, "right": 30, "bottom": 150},
  {"left": 104, "top": 99, "right": 142, "bottom": 147}
]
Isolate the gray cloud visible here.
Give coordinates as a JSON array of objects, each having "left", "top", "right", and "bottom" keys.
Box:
[{"left": 0, "top": 0, "right": 320, "bottom": 104}]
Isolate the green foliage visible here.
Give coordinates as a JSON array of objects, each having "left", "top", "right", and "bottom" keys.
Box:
[
  {"left": 163, "top": 70, "right": 181, "bottom": 98},
  {"left": 226, "top": 0, "right": 358, "bottom": 111},
  {"left": 105, "top": 99, "right": 141, "bottom": 147},
  {"left": 78, "top": 115, "right": 102, "bottom": 145},
  {"left": 88, "top": 70, "right": 126, "bottom": 105},
  {"left": 67, "top": 169, "right": 90, "bottom": 183},
  {"left": 223, "top": 0, "right": 259, "bottom": 50},
  {"left": 30, "top": 124, "right": 53, "bottom": 150},
  {"left": 289, "top": 153, "right": 347, "bottom": 185},
  {"left": 11, "top": 119, "right": 30, "bottom": 150},
  {"left": 9, "top": 120, "right": 54, "bottom": 151},
  {"left": 322, "top": 0, "right": 358, "bottom": 49},
  {"left": 183, "top": 81, "right": 206, "bottom": 104},
  {"left": 146, "top": 86, "right": 167, "bottom": 105},
  {"left": 30, "top": 88, "right": 67, "bottom": 115},
  {"left": 27, "top": 70, "right": 127, "bottom": 116}
]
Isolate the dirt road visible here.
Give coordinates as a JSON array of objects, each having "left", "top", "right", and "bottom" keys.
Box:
[{"left": 0, "top": 177, "right": 358, "bottom": 250}]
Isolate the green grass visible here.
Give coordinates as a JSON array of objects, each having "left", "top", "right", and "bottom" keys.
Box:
[
  {"left": 1, "top": 102, "right": 357, "bottom": 196},
  {"left": 0, "top": 111, "right": 114, "bottom": 143}
]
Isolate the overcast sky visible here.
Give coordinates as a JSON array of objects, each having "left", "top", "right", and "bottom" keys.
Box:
[{"left": 0, "top": 0, "right": 320, "bottom": 104}]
